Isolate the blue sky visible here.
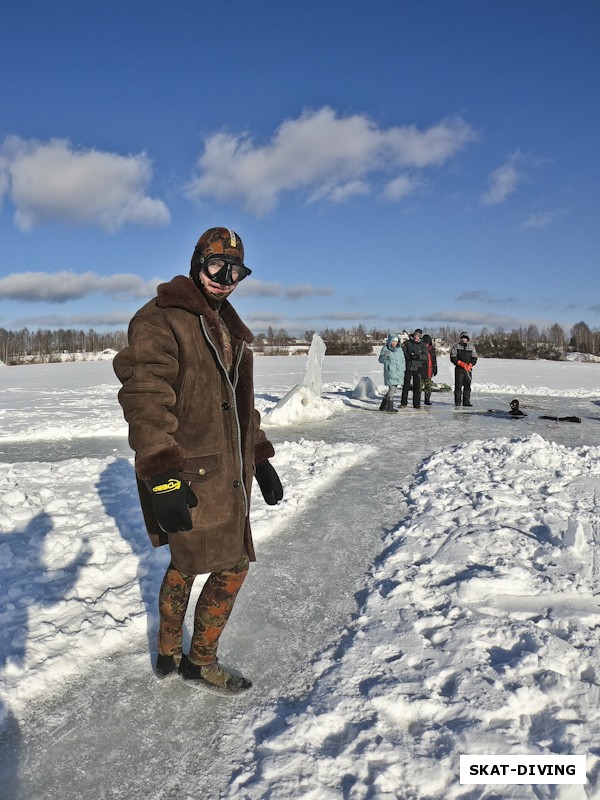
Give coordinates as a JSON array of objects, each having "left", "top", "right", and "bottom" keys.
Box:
[{"left": 1, "top": 0, "right": 598, "bottom": 337}]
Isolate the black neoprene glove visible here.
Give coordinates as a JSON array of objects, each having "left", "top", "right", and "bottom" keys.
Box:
[
  {"left": 255, "top": 461, "right": 283, "bottom": 506},
  {"left": 144, "top": 471, "right": 198, "bottom": 533}
]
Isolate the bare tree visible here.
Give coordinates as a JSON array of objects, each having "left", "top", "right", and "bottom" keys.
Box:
[{"left": 570, "top": 321, "right": 593, "bottom": 353}]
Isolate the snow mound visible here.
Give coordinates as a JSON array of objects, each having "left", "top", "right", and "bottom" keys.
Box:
[
  {"left": 351, "top": 376, "right": 379, "bottom": 400},
  {"left": 566, "top": 352, "right": 600, "bottom": 363},
  {"left": 476, "top": 382, "right": 599, "bottom": 399},
  {"left": 98, "top": 348, "right": 118, "bottom": 360},
  {"left": 264, "top": 384, "right": 346, "bottom": 426}
]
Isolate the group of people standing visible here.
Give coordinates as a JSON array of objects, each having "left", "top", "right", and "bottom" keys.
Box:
[{"left": 379, "top": 330, "right": 478, "bottom": 412}]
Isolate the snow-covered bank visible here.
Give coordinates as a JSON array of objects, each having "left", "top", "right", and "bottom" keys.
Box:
[
  {"left": 225, "top": 434, "right": 600, "bottom": 799},
  {"left": 0, "top": 349, "right": 118, "bottom": 367},
  {"left": 0, "top": 361, "right": 128, "bottom": 442},
  {"left": 0, "top": 439, "right": 370, "bottom": 716}
]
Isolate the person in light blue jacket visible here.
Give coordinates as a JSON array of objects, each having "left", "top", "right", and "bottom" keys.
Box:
[{"left": 378, "top": 333, "right": 406, "bottom": 413}]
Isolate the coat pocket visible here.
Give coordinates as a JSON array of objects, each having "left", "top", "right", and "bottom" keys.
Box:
[
  {"left": 176, "top": 368, "right": 195, "bottom": 418},
  {"left": 180, "top": 454, "right": 235, "bottom": 528}
]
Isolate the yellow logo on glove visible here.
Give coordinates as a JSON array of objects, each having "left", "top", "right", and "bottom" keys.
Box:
[{"left": 152, "top": 479, "right": 181, "bottom": 494}]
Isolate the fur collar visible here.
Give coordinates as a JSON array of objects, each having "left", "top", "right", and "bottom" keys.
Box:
[{"left": 156, "top": 275, "right": 254, "bottom": 344}]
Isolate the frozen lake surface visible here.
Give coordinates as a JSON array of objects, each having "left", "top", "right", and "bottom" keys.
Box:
[{"left": 1, "top": 356, "right": 600, "bottom": 799}]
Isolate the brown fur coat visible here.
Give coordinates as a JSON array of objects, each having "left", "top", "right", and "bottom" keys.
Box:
[{"left": 113, "top": 275, "right": 274, "bottom": 575}]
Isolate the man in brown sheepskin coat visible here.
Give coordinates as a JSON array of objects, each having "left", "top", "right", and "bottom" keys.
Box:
[{"left": 114, "top": 227, "right": 283, "bottom": 693}]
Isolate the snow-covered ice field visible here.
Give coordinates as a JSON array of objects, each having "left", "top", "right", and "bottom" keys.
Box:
[{"left": 1, "top": 355, "right": 600, "bottom": 799}]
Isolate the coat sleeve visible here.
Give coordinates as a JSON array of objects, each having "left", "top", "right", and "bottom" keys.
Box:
[
  {"left": 113, "top": 315, "right": 186, "bottom": 480},
  {"left": 470, "top": 344, "right": 478, "bottom": 365},
  {"left": 398, "top": 347, "right": 406, "bottom": 373},
  {"left": 378, "top": 345, "right": 389, "bottom": 364},
  {"left": 253, "top": 408, "right": 275, "bottom": 464}
]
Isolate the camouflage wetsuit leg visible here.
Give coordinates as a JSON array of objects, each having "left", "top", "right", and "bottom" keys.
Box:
[
  {"left": 189, "top": 556, "right": 249, "bottom": 666},
  {"left": 157, "top": 558, "right": 250, "bottom": 662},
  {"left": 157, "top": 564, "right": 195, "bottom": 657}
]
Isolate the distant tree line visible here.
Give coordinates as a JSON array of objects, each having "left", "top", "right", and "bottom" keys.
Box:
[
  {"left": 473, "top": 321, "right": 599, "bottom": 359},
  {"left": 253, "top": 321, "right": 600, "bottom": 359},
  {"left": 0, "top": 327, "right": 127, "bottom": 364},
  {"left": 1, "top": 320, "right": 598, "bottom": 364}
]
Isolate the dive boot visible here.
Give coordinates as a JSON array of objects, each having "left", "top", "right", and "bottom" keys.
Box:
[
  {"left": 155, "top": 652, "right": 183, "bottom": 677},
  {"left": 180, "top": 656, "right": 252, "bottom": 694}
]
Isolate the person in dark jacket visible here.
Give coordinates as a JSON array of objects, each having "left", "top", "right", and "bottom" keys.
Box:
[
  {"left": 421, "top": 334, "right": 438, "bottom": 405},
  {"left": 114, "top": 227, "right": 283, "bottom": 693},
  {"left": 450, "top": 331, "right": 478, "bottom": 407},
  {"left": 400, "top": 329, "right": 429, "bottom": 408}
]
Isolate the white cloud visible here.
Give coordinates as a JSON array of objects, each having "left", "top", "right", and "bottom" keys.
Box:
[
  {"left": 309, "top": 180, "right": 370, "bottom": 204},
  {"left": 0, "top": 153, "right": 9, "bottom": 203},
  {"left": 235, "top": 280, "right": 284, "bottom": 298},
  {"left": 0, "top": 271, "right": 337, "bottom": 305},
  {"left": 428, "top": 309, "right": 529, "bottom": 327},
  {"left": 423, "top": 310, "right": 570, "bottom": 333},
  {"left": 305, "top": 311, "right": 382, "bottom": 322},
  {"left": 382, "top": 174, "right": 423, "bottom": 201},
  {"left": 244, "top": 312, "right": 289, "bottom": 329},
  {"left": 520, "top": 209, "right": 567, "bottom": 229},
  {"left": 481, "top": 151, "right": 525, "bottom": 206},
  {"left": 458, "top": 291, "right": 518, "bottom": 306},
  {"left": 236, "top": 280, "right": 335, "bottom": 300},
  {"left": 13, "top": 311, "right": 135, "bottom": 328},
  {"left": 187, "top": 107, "right": 476, "bottom": 214},
  {"left": 1, "top": 136, "right": 170, "bottom": 231},
  {"left": 286, "top": 284, "right": 335, "bottom": 300},
  {"left": 0, "top": 271, "right": 160, "bottom": 302}
]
